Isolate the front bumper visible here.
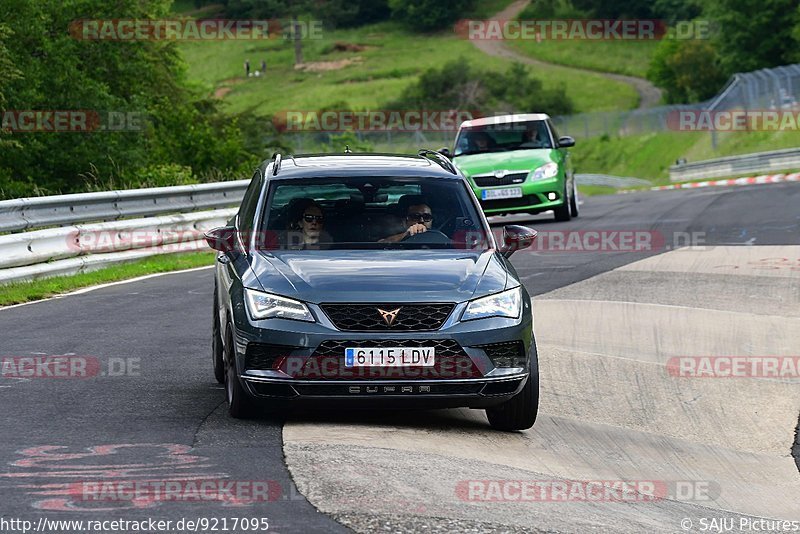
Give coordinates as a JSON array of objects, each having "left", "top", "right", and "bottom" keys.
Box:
[
  {"left": 472, "top": 176, "right": 565, "bottom": 214},
  {"left": 228, "top": 298, "right": 536, "bottom": 409},
  {"left": 243, "top": 375, "right": 530, "bottom": 409}
]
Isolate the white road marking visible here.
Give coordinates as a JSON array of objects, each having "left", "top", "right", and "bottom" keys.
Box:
[{"left": 0, "top": 265, "right": 214, "bottom": 313}]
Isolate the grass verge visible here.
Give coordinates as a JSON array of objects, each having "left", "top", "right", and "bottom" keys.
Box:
[
  {"left": 577, "top": 184, "right": 618, "bottom": 196},
  {"left": 179, "top": 21, "right": 639, "bottom": 115},
  {"left": 507, "top": 39, "right": 658, "bottom": 79},
  {"left": 572, "top": 129, "right": 800, "bottom": 185},
  {"left": 0, "top": 251, "right": 216, "bottom": 307}
]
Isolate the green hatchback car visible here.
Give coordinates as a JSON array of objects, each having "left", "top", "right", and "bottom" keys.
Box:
[{"left": 441, "top": 114, "right": 579, "bottom": 222}]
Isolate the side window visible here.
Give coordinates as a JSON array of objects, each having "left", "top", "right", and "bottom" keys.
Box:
[{"left": 238, "top": 170, "right": 263, "bottom": 234}]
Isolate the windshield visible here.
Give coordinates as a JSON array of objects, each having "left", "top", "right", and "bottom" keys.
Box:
[
  {"left": 257, "top": 176, "right": 492, "bottom": 251},
  {"left": 453, "top": 120, "right": 553, "bottom": 156}
]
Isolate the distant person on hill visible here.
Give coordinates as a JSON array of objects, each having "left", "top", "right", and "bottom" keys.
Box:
[
  {"left": 244, "top": 59, "right": 250, "bottom": 77},
  {"left": 260, "top": 59, "right": 266, "bottom": 74}
]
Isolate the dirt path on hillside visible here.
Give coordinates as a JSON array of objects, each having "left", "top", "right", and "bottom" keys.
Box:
[{"left": 473, "top": 0, "right": 663, "bottom": 109}]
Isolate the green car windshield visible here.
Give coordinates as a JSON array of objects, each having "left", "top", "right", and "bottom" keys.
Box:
[{"left": 454, "top": 120, "right": 553, "bottom": 156}]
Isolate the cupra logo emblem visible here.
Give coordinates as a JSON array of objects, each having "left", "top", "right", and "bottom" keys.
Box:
[{"left": 377, "top": 307, "right": 402, "bottom": 326}]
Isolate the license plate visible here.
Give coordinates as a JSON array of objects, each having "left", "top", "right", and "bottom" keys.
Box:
[
  {"left": 344, "top": 347, "right": 435, "bottom": 367},
  {"left": 482, "top": 187, "right": 523, "bottom": 200}
]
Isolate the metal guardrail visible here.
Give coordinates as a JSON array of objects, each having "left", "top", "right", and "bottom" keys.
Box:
[
  {"left": 0, "top": 180, "right": 249, "bottom": 233},
  {"left": 669, "top": 148, "right": 800, "bottom": 182},
  {"left": 575, "top": 174, "right": 651, "bottom": 188},
  {"left": 0, "top": 209, "right": 237, "bottom": 285},
  {"left": 0, "top": 181, "right": 249, "bottom": 285}
]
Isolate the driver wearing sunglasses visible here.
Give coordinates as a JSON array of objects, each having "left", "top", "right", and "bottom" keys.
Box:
[{"left": 380, "top": 202, "right": 434, "bottom": 243}]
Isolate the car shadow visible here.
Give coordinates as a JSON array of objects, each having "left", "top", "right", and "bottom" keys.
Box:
[{"left": 282, "top": 407, "right": 490, "bottom": 431}]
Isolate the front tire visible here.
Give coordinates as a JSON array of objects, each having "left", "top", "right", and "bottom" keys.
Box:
[
  {"left": 569, "top": 179, "right": 580, "bottom": 218},
  {"left": 486, "top": 373, "right": 539, "bottom": 431},
  {"left": 553, "top": 183, "right": 572, "bottom": 222},
  {"left": 224, "top": 327, "right": 254, "bottom": 419},
  {"left": 212, "top": 289, "right": 225, "bottom": 384}
]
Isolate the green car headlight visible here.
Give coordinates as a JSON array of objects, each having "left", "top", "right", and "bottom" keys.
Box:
[
  {"left": 244, "top": 288, "right": 315, "bottom": 322},
  {"left": 529, "top": 162, "right": 559, "bottom": 181},
  {"left": 461, "top": 287, "right": 522, "bottom": 321}
]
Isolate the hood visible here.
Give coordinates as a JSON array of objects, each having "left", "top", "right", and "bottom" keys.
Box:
[
  {"left": 249, "top": 249, "right": 508, "bottom": 304},
  {"left": 453, "top": 149, "right": 554, "bottom": 177}
]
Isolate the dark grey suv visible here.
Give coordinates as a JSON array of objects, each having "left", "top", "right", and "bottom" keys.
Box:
[{"left": 206, "top": 151, "right": 540, "bottom": 430}]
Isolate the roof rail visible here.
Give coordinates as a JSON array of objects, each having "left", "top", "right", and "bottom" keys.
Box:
[
  {"left": 418, "top": 149, "right": 457, "bottom": 175},
  {"left": 271, "top": 152, "right": 282, "bottom": 176}
]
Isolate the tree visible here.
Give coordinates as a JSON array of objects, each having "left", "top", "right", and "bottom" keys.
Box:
[
  {"left": 0, "top": 0, "right": 256, "bottom": 197},
  {"left": 648, "top": 38, "right": 727, "bottom": 103},
  {"left": 388, "top": 0, "right": 475, "bottom": 32},
  {"left": 0, "top": 23, "right": 21, "bottom": 148},
  {"left": 705, "top": 0, "right": 799, "bottom": 75}
]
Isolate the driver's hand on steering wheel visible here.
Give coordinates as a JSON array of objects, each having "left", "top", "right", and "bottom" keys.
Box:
[{"left": 405, "top": 223, "right": 428, "bottom": 238}]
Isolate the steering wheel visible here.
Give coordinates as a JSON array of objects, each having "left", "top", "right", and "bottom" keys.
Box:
[{"left": 400, "top": 229, "right": 451, "bottom": 245}]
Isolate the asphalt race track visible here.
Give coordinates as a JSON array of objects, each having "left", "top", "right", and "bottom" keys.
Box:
[{"left": 1, "top": 183, "right": 798, "bottom": 533}]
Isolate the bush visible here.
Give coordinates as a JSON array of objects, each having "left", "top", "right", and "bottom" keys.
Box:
[
  {"left": 647, "top": 37, "right": 726, "bottom": 103},
  {"left": 387, "top": 58, "right": 574, "bottom": 117}
]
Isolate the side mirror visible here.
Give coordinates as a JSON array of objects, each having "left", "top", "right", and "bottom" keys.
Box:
[
  {"left": 205, "top": 226, "right": 237, "bottom": 252},
  {"left": 500, "top": 225, "right": 537, "bottom": 258},
  {"left": 558, "top": 136, "right": 575, "bottom": 148},
  {"left": 438, "top": 147, "right": 452, "bottom": 158}
]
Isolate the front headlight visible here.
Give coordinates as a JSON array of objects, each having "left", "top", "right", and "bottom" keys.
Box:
[
  {"left": 528, "top": 162, "right": 559, "bottom": 181},
  {"left": 244, "top": 288, "right": 314, "bottom": 322},
  {"left": 461, "top": 287, "right": 522, "bottom": 321}
]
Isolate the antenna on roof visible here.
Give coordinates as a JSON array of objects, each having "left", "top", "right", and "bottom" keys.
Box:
[
  {"left": 344, "top": 145, "right": 352, "bottom": 154},
  {"left": 418, "top": 149, "right": 457, "bottom": 175},
  {"left": 271, "top": 152, "right": 282, "bottom": 176}
]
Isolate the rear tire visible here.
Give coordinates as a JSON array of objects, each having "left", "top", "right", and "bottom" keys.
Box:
[
  {"left": 212, "top": 289, "right": 225, "bottom": 384},
  {"left": 224, "top": 327, "right": 254, "bottom": 419},
  {"left": 486, "top": 373, "right": 539, "bottom": 431}
]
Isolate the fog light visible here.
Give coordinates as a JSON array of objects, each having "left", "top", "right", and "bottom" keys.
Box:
[{"left": 547, "top": 192, "right": 557, "bottom": 201}]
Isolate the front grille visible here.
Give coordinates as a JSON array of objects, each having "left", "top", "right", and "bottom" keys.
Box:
[
  {"left": 245, "top": 343, "right": 297, "bottom": 370},
  {"left": 478, "top": 341, "right": 526, "bottom": 368},
  {"left": 296, "top": 338, "right": 482, "bottom": 380},
  {"left": 321, "top": 303, "right": 454, "bottom": 331},
  {"left": 473, "top": 172, "right": 527, "bottom": 187}
]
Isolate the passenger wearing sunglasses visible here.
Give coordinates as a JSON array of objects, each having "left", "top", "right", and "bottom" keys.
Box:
[
  {"left": 380, "top": 202, "right": 434, "bottom": 243},
  {"left": 288, "top": 198, "right": 330, "bottom": 247}
]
